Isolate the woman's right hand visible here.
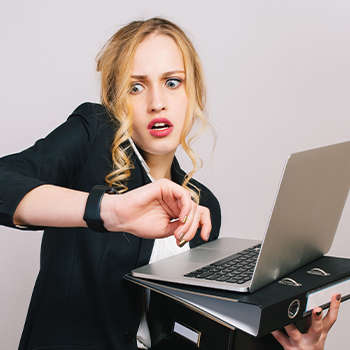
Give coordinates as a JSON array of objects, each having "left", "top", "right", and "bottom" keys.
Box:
[
  {"left": 101, "top": 178, "right": 212, "bottom": 244},
  {"left": 272, "top": 293, "right": 341, "bottom": 350}
]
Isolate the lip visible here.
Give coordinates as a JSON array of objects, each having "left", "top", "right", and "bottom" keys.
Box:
[{"left": 148, "top": 118, "right": 174, "bottom": 138}]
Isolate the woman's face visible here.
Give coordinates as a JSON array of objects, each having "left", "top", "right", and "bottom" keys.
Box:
[{"left": 128, "top": 33, "right": 188, "bottom": 159}]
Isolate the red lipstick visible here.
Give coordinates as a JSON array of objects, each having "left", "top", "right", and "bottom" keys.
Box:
[{"left": 148, "top": 118, "right": 173, "bottom": 137}]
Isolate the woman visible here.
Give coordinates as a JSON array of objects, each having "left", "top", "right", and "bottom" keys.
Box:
[{"left": 0, "top": 18, "right": 340, "bottom": 350}]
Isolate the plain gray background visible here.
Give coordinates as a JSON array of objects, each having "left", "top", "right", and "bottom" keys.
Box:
[{"left": 1, "top": 1, "right": 349, "bottom": 348}]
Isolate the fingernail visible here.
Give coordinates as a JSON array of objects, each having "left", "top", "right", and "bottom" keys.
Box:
[
  {"left": 182, "top": 216, "right": 188, "bottom": 224},
  {"left": 316, "top": 310, "right": 322, "bottom": 317},
  {"left": 336, "top": 294, "right": 341, "bottom": 301},
  {"left": 178, "top": 232, "right": 185, "bottom": 241},
  {"left": 179, "top": 239, "right": 188, "bottom": 247}
]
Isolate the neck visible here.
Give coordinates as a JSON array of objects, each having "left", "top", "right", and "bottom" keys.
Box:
[{"left": 141, "top": 151, "right": 175, "bottom": 181}]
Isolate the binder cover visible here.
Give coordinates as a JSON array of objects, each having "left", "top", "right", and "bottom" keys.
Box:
[
  {"left": 147, "top": 290, "right": 308, "bottom": 350},
  {"left": 125, "top": 255, "right": 350, "bottom": 337}
]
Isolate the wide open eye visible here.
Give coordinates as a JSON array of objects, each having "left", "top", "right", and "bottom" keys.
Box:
[
  {"left": 165, "top": 78, "right": 182, "bottom": 89},
  {"left": 130, "top": 83, "right": 144, "bottom": 94}
]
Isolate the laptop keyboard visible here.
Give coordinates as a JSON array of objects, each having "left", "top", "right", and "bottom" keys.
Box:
[{"left": 184, "top": 244, "right": 261, "bottom": 285}]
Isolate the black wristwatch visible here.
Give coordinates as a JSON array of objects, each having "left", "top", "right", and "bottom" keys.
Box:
[{"left": 83, "top": 185, "right": 117, "bottom": 232}]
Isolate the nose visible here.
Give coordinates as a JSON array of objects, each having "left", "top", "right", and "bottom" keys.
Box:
[{"left": 148, "top": 86, "right": 166, "bottom": 113}]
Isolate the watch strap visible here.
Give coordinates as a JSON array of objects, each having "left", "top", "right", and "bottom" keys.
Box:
[{"left": 83, "top": 185, "right": 117, "bottom": 232}]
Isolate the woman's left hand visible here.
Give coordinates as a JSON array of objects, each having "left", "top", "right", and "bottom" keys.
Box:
[{"left": 271, "top": 293, "right": 341, "bottom": 350}]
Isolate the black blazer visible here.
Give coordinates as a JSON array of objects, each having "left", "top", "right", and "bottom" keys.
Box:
[{"left": 0, "top": 103, "right": 221, "bottom": 350}]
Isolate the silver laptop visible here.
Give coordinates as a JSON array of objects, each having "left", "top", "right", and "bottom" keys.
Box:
[{"left": 132, "top": 141, "right": 350, "bottom": 293}]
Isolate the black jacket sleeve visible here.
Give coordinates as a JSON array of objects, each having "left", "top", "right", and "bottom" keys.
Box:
[{"left": 0, "top": 103, "right": 107, "bottom": 228}]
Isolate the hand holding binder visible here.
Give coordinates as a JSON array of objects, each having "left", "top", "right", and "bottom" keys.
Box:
[{"left": 272, "top": 293, "right": 341, "bottom": 350}]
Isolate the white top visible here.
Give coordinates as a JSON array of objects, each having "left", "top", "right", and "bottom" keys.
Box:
[{"left": 136, "top": 236, "right": 190, "bottom": 348}]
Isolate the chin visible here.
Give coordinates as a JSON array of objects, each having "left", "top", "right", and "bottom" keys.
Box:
[
  {"left": 137, "top": 138, "right": 180, "bottom": 156},
  {"left": 142, "top": 144, "right": 178, "bottom": 157}
]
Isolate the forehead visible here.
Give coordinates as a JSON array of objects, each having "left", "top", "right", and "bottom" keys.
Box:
[{"left": 131, "top": 33, "right": 184, "bottom": 74}]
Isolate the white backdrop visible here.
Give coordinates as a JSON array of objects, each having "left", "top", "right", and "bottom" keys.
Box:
[{"left": 1, "top": 1, "right": 350, "bottom": 348}]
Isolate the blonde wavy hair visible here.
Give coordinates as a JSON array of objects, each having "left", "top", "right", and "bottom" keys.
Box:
[{"left": 96, "top": 17, "right": 208, "bottom": 204}]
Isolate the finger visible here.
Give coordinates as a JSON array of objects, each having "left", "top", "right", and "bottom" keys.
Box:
[
  {"left": 284, "top": 323, "right": 302, "bottom": 343},
  {"left": 174, "top": 201, "right": 197, "bottom": 243},
  {"left": 188, "top": 205, "right": 208, "bottom": 241},
  {"left": 163, "top": 179, "right": 193, "bottom": 223},
  {"left": 307, "top": 307, "right": 324, "bottom": 341},
  {"left": 163, "top": 218, "right": 182, "bottom": 237},
  {"left": 157, "top": 180, "right": 187, "bottom": 219},
  {"left": 176, "top": 206, "right": 212, "bottom": 246},
  {"left": 160, "top": 191, "right": 182, "bottom": 219},
  {"left": 271, "top": 330, "right": 291, "bottom": 349},
  {"left": 304, "top": 313, "right": 312, "bottom": 332},
  {"left": 322, "top": 293, "right": 341, "bottom": 332},
  {"left": 198, "top": 206, "right": 212, "bottom": 242}
]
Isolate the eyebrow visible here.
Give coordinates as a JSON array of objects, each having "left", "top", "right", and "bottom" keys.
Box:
[{"left": 130, "top": 70, "right": 186, "bottom": 80}]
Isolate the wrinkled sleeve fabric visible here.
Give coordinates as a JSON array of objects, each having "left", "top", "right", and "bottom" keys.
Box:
[{"left": 0, "top": 103, "right": 102, "bottom": 229}]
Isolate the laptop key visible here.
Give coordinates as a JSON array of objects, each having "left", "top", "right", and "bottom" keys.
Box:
[
  {"left": 227, "top": 273, "right": 237, "bottom": 277},
  {"left": 205, "top": 274, "right": 223, "bottom": 280},
  {"left": 226, "top": 278, "right": 239, "bottom": 283},
  {"left": 210, "top": 253, "right": 242, "bottom": 266},
  {"left": 217, "top": 275, "right": 231, "bottom": 281},
  {"left": 195, "top": 271, "right": 214, "bottom": 279},
  {"left": 236, "top": 280, "right": 246, "bottom": 284},
  {"left": 184, "top": 273, "right": 197, "bottom": 277}
]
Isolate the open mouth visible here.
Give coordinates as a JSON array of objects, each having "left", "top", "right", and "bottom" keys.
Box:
[
  {"left": 148, "top": 118, "right": 174, "bottom": 137},
  {"left": 151, "top": 122, "right": 170, "bottom": 131}
]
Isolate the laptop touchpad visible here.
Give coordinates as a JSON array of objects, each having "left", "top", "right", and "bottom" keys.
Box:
[{"left": 170, "top": 249, "right": 230, "bottom": 263}]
